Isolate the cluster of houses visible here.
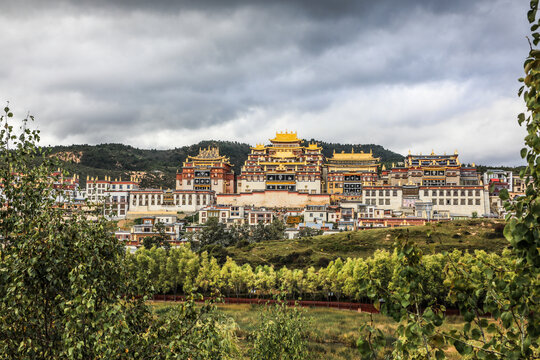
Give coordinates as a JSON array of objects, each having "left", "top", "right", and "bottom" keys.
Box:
[{"left": 46, "top": 131, "right": 526, "bottom": 249}]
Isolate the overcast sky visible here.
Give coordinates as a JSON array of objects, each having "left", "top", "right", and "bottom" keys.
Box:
[{"left": 0, "top": 0, "right": 530, "bottom": 165}]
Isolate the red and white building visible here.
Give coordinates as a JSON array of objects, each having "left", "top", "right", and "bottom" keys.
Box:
[{"left": 176, "top": 147, "right": 235, "bottom": 194}]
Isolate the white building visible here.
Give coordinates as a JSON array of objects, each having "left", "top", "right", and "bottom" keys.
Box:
[{"left": 128, "top": 189, "right": 215, "bottom": 218}]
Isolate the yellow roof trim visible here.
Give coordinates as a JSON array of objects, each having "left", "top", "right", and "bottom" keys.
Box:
[{"left": 328, "top": 152, "right": 380, "bottom": 161}]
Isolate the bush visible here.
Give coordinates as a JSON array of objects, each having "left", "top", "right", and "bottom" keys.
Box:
[{"left": 251, "top": 301, "right": 309, "bottom": 360}]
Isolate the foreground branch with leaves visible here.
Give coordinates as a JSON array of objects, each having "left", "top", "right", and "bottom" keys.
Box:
[{"left": 0, "top": 107, "right": 242, "bottom": 359}]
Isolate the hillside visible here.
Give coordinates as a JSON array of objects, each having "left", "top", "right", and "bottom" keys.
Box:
[
  {"left": 47, "top": 140, "right": 405, "bottom": 188},
  {"left": 223, "top": 220, "right": 509, "bottom": 269}
]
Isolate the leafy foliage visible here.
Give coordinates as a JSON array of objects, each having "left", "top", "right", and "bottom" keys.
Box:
[
  {"left": 190, "top": 218, "right": 286, "bottom": 252},
  {"left": 126, "top": 244, "right": 522, "bottom": 307},
  {"left": 250, "top": 301, "right": 309, "bottom": 360},
  {"left": 0, "top": 106, "right": 240, "bottom": 359},
  {"left": 143, "top": 222, "right": 172, "bottom": 251}
]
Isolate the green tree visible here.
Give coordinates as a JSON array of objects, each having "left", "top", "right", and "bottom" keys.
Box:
[
  {"left": 0, "top": 106, "right": 238, "bottom": 359},
  {"left": 199, "top": 217, "right": 235, "bottom": 248},
  {"left": 195, "top": 251, "right": 222, "bottom": 294},
  {"left": 0, "top": 106, "right": 147, "bottom": 358},
  {"left": 251, "top": 301, "right": 309, "bottom": 360},
  {"left": 143, "top": 222, "right": 172, "bottom": 251},
  {"left": 251, "top": 218, "right": 286, "bottom": 243}
]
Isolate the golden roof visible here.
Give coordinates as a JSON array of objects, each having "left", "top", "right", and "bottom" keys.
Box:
[
  {"left": 188, "top": 146, "right": 230, "bottom": 163},
  {"left": 270, "top": 131, "right": 301, "bottom": 143},
  {"left": 328, "top": 148, "right": 379, "bottom": 162},
  {"left": 252, "top": 144, "right": 266, "bottom": 150},
  {"left": 306, "top": 142, "right": 321, "bottom": 150}
]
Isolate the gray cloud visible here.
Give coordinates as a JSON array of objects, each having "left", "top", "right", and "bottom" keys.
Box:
[{"left": 0, "top": 0, "right": 531, "bottom": 165}]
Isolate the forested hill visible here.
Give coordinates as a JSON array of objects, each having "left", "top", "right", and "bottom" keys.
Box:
[{"left": 47, "top": 140, "right": 404, "bottom": 188}]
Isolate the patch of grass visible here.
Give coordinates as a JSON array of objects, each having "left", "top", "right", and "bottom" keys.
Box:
[
  {"left": 150, "top": 302, "right": 470, "bottom": 360},
  {"left": 228, "top": 220, "right": 509, "bottom": 269}
]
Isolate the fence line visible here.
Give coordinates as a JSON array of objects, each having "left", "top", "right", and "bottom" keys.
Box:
[{"left": 151, "top": 294, "right": 462, "bottom": 315}]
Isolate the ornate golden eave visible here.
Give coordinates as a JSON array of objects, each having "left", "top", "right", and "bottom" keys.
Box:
[
  {"left": 186, "top": 146, "right": 231, "bottom": 165},
  {"left": 328, "top": 148, "right": 380, "bottom": 162}
]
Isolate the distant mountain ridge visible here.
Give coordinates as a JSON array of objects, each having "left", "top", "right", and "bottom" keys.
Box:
[{"left": 47, "top": 140, "right": 405, "bottom": 188}]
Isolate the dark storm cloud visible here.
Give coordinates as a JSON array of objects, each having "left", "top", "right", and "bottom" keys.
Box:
[
  {"left": 0, "top": 0, "right": 530, "bottom": 165},
  {"left": 4, "top": 0, "right": 478, "bottom": 17}
]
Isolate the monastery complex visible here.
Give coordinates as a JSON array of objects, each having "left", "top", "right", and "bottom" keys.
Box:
[
  {"left": 171, "top": 131, "right": 488, "bottom": 215},
  {"left": 54, "top": 130, "right": 524, "bottom": 246}
]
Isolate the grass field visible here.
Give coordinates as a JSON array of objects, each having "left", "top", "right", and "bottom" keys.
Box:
[
  {"left": 225, "top": 219, "right": 509, "bottom": 268},
  {"left": 151, "top": 302, "right": 466, "bottom": 359}
]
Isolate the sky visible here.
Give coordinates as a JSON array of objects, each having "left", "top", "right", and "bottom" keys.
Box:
[{"left": 0, "top": 0, "right": 531, "bottom": 165}]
